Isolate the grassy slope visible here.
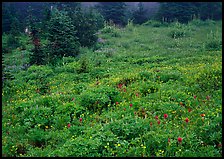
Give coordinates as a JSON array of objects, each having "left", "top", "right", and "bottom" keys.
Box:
[{"left": 2, "top": 20, "right": 222, "bottom": 157}]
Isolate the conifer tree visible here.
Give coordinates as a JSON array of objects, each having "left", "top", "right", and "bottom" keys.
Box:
[
  {"left": 96, "top": 2, "right": 127, "bottom": 26},
  {"left": 132, "top": 2, "right": 148, "bottom": 24},
  {"left": 45, "top": 8, "right": 80, "bottom": 63},
  {"left": 71, "top": 6, "right": 104, "bottom": 47}
]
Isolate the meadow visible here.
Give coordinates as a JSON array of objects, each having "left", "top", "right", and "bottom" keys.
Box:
[{"left": 2, "top": 19, "right": 222, "bottom": 157}]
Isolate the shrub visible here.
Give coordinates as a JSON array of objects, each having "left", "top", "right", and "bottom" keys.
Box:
[
  {"left": 196, "top": 64, "right": 222, "bottom": 91},
  {"left": 80, "top": 85, "right": 120, "bottom": 113},
  {"left": 143, "top": 20, "right": 164, "bottom": 27},
  {"left": 205, "top": 31, "right": 222, "bottom": 51}
]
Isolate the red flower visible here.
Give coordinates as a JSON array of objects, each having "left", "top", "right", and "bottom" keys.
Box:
[
  {"left": 72, "top": 98, "right": 75, "bottom": 101},
  {"left": 193, "top": 95, "right": 197, "bottom": 99},
  {"left": 116, "top": 102, "right": 119, "bottom": 105},
  {"left": 150, "top": 122, "right": 153, "bottom": 126},
  {"left": 118, "top": 83, "right": 123, "bottom": 89},
  {"left": 67, "top": 123, "right": 71, "bottom": 128},
  {"left": 217, "top": 143, "right": 222, "bottom": 148},
  {"left": 155, "top": 116, "right": 158, "bottom": 120},
  {"left": 206, "top": 95, "right": 210, "bottom": 100},
  {"left": 164, "top": 114, "right": 168, "bottom": 119},
  {"left": 185, "top": 118, "right": 189, "bottom": 123},
  {"left": 157, "top": 120, "right": 161, "bottom": 125},
  {"left": 188, "top": 108, "right": 191, "bottom": 112},
  {"left": 123, "top": 88, "right": 126, "bottom": 92},
  {"left": 168, "top": 138, "right": 170, "bottom": 143},
  {"left": 136, "top": 93, "right": 139, "bottom": 97},
  {"left": 130, "top": 103, "right": 133, "bottom": 107},
  {"left": 79, "top": 118, "right": 83, "bottom": 122},
  {"left": 178, "top": 137, "right": 182, "bottom": 143}
]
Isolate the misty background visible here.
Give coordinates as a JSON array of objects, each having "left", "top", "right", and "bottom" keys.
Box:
[{"left": 2, "top": 2, "right": 222, "bottom": 34}]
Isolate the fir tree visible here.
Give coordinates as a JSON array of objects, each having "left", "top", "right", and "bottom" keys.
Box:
[
  {"left": 132, "top": 2, "right": 148, "bottom": 24},
  {"left": 45, "top": 8, "right": 80, "bottom": 64},
  {"left": 96, "top": 2, "right": 127, "bottom": 26},
  {"left": 29, "top": 28, "right": 46, "bottom": 65},
  {"left": 71, "top": 6, "right": 104, "bottom": 47}
]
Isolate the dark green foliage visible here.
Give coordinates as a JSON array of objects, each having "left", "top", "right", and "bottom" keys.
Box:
[
  {"left": 72, "top": 7, "right": 104, "bottom": 47},
  {"left": 45, "top": 8, "right": 80, "bottom": 63},
  {"left": 96, "top": 2, "right": 127, "bottom": 26},
  {"left": 132, "top": 2, "right": 148, "bottom": 24},
  {"left": 2, "top": 54, "right": 14, "bottom": 86},
  {"left": 6, "top": 34, "right": 21, "bottom": 51},
  {"left": 2, "top": 2, "right": 21, "bottom": 34},
  {"left": 29, "top": 29, "right": 46, "bottom": 65},
  {"left": 156, "top": 2, "right": 222, "bottom": 23},
  {"left": 77, "top": 57, "right": 90, "bottom": 74}
]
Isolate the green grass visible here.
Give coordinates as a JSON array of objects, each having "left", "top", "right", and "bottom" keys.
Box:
[{"left": 2, "top": 20, "right": 222, "bottom": 157}]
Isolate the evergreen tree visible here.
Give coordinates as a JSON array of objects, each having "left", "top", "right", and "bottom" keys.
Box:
[
  {"left": 45, "top": 8, "right": 80, "bottom": 64},
  {"left": 71, "top": 6, "right": 104, "bottom": 47},
  {"left": 132, "top": 2, "right": 148, "bottom": 24},
  {"left": 199, "top": 2, "right": 222, "bottom": 20},
  {"left": 156, "top": 2, "right": 222, "bottom": 23},
  {"left": 96, "top": 2, "right": 127, "bottom": 26},
  {"left": 29, "top": 28, "right": 46, "bottom": 65},
  {"left": 41, "top": 4, "right": 52, "bottom": 36}
]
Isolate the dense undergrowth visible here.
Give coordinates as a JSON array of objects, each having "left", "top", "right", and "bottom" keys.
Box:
[{"left": 2, "top": 20, "right": 222, "bottom": 157}]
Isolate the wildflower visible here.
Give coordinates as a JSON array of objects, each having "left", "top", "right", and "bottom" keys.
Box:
[
  {"left": 118, "top": 83, "right": 123, "bottom": 89},
  {"left": 67, "top": 123, "right": 71, "bottom": 128},
  {"left": 188, "top": 108, "right": 191, "bottom": 112},
  {"left": 157, "top": 120, "right": 161, "bottom": 125},
  {"left": 200, "top": 114, "right": 205, "bottom": 117},
  {"left": 178, "top": 137, "right": 182, "bottom": 143},
  {"left": 134, "top": 111, "right": 137, "bottom": 115},
  {"left": 217, "top": 143, "right": 222, "bottom": 148},
  {"left": 116, "top": 102, "right": 119, "bottom": 105},
  {"left": 168, "top": 138, "right": 170, "bottom": 143},
  {"left": 130, "top": 103, "right": 133, "bottom": 107},
  {"left": 185, "top": 118, "right": 189, "bottom": 123},
  {"left": 123, "top": 88, "right": 126, "bottom": 92},
  {"left": 164, "top": 114, "right": 168, "bottom": 119},
  {"left": 72, "top": 98, "right": 75, "bottom": 101},
  {"left": 124, "top": 108, "right": 126, "bottom": 111},
  {"left": 79, "top": 118, "right": 83, "bottom": 122},
  {"left": 206, "top": 95, "right": 210, "bottom": 100},
  {"left": 155, "top": 116, "right": 159, "bottom": 120},
  {"left": 180, "top": 102, "right": 184, "bottom": 106},
  {"left": 193, "top": 95, "right": 197, "bottom": 99},
  {"left": 150, "top": 122, "right": 153, "bottom": 126},
  {"left": 45, "top": 126, "right": 49, "bottom": 129},
  {"left": 136, "top": 93, "right": 139, "bottom": 97}
]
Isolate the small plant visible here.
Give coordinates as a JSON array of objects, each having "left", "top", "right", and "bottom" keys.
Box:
[{"left": 205, "top": 30, "right": 222, "bottom": 51}]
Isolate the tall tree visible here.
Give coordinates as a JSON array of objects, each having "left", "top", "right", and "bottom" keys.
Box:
[
  {"left": 155, "top": 2, "right": 222, "bottom": 23},
  {"left": 96, "top": 2, "right": 127, "bottom": 26},
  {"left": 132, "top": 2, "right": 148, "bottom": 24},
  {"left": 45, "top": 8, "right": 80, "bottom": 64}
]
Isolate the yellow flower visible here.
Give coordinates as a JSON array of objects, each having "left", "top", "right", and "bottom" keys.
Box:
[
  {"left": 45, "top": 126, "right": 49, "bottom": 129},
  {"left": 118, "top": 144, "right": 121, "bottom": 147}
]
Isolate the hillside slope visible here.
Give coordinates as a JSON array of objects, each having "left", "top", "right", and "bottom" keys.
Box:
[{"left": 2, "top": 20, "right": 222, "bottom": 157}]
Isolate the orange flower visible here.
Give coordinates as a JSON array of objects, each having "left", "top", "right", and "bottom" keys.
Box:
[
  {"left": 200, "top": 114, "right": 205, "bottom": 117},
  {"left": 180, "top": 102, "right": 184, "bottom": 106}
]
